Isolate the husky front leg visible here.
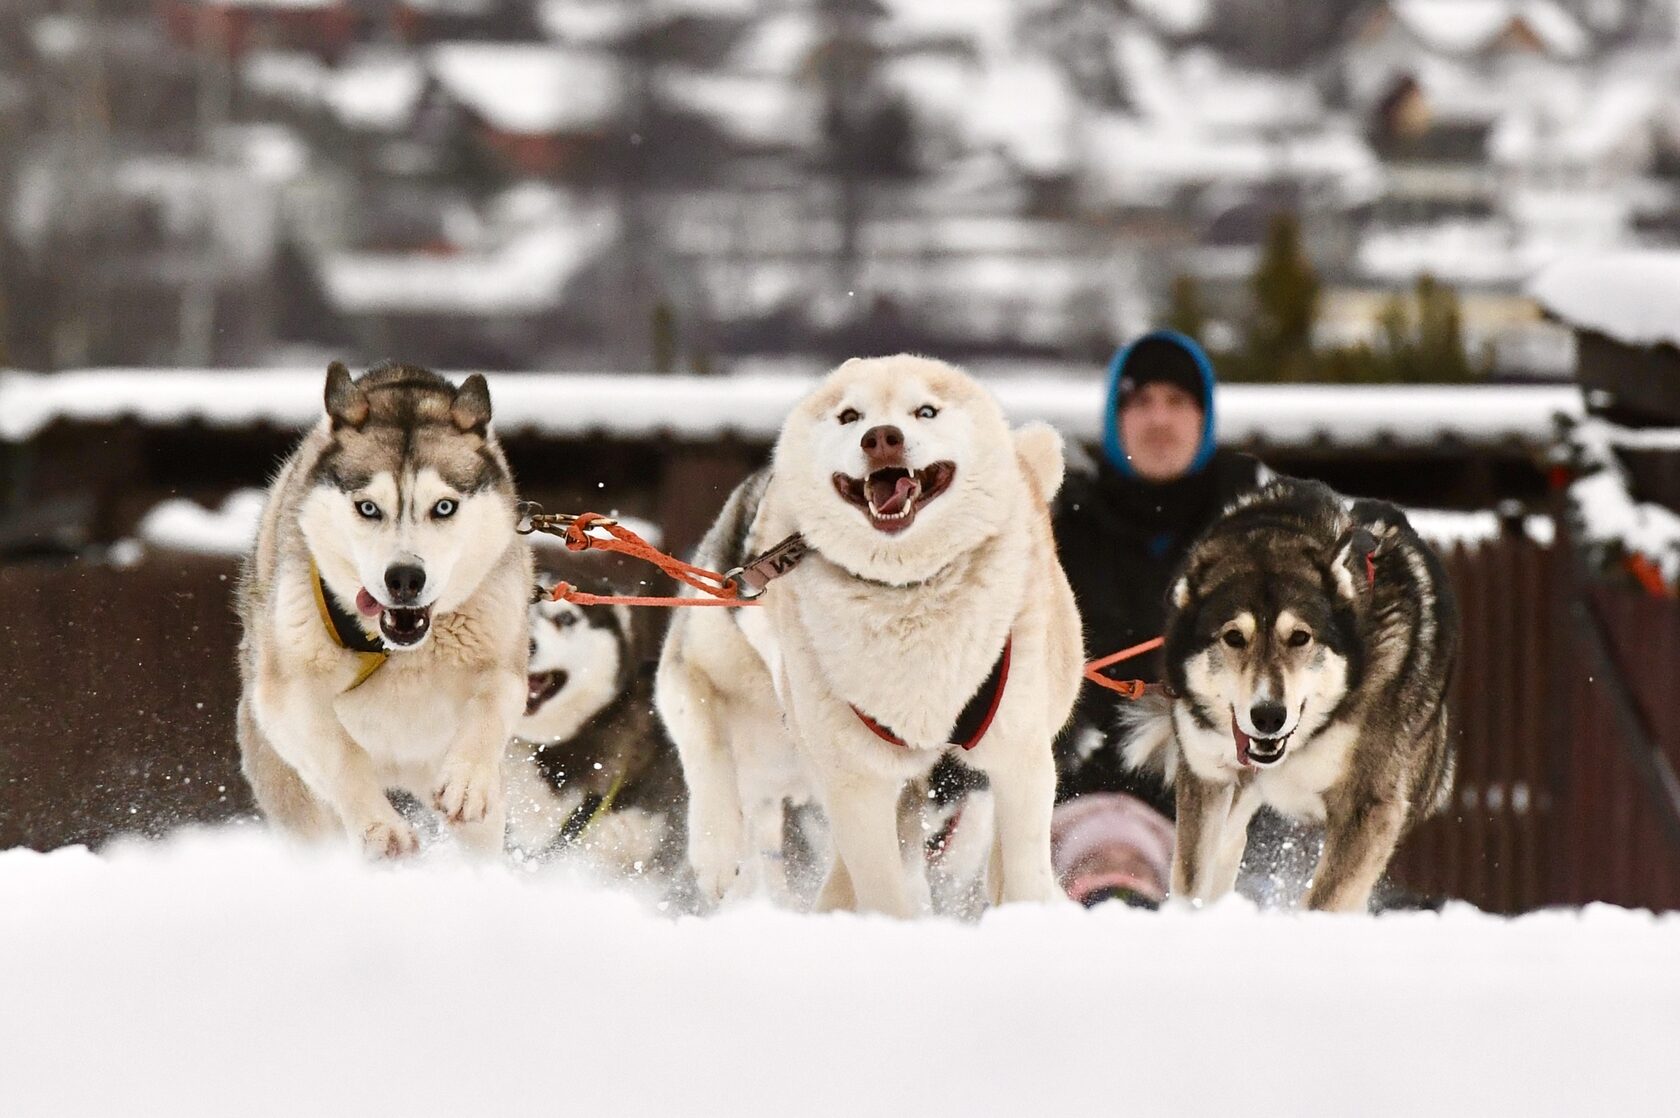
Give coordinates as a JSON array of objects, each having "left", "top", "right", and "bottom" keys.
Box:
[
  {"left": 980, "top": 744, "right": 1062, "bottom": 905},
  {"left": 1171, "top": 775, "right": 1235, "bottom": 903},
  {"left": 657, "top": 661, "right": 749, "bottom": 902},
  {"left": 1306, "top": 797, "right": 1408, "bottom": 913},
  {"left": 256, "top": 680, "right": 417, "bottom": 857},
  {"left": 434, "top": 682, "right": 516, "bottom": 855},
  {"left": 818, "top": 770, "right": 916, "bottom": 917}
]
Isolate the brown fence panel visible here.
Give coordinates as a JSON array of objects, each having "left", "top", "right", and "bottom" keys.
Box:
[
  {"left": 0, "top": 556, "right": 251, "bottom": 850},
  {"left": 1390, "top": 536, "right": 1561, "bottom": 914}
]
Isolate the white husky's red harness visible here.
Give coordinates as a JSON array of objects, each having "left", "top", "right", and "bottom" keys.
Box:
[{"left": 851, "top": 639, "right": 1013, "bottom": 752}]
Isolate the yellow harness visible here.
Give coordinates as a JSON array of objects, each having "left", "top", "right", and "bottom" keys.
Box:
[{"left": 310, "top": 562, "right": 389, "bottom": 691}]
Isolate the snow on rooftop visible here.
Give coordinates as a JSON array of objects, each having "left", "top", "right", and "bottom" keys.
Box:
[
  {"left": 1529, "top": 252, "right": 1680, "bottom": 348},
  {"left": 968, "top": 58, "right": 1079, "bottom": 175},
  {"left": 875, "top": 0, "right": 1018, "bottom": 56},
  {"left": 537, "top": 0, "right": 645, "bottom": 45},
  {"left": 1131, "top": 0, "right": 1211, "bottom": 36},
  {"left": 725, "top": 9, "right": 820, "bottom": 78},
  {"left": 320, "top": 207, "right": 618, "bottom": 316},
  {"left": 2, "top": 833, "right": 1677, "bottom": 1115},
  {"left": 1085, "top": 115, "right": 1379, "bottom": 208},
  {"left": 656, "top": 69, "right": 819, "bottom": 151},
  {"left": 0, "top": 370, "right": 1582, "bottom": 450},
  {"left": 1391, "top": 0, "right": 1588, "bottom": 59},
  {"left": 430, "top": 43, "right": 623, "bottom": 135},
  {"left": 324, "top": 52, "right": 426, "bottom": 132}
]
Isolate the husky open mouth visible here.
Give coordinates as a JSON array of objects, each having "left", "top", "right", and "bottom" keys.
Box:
[
  {"left": 831, "top": 462, "right": 956, "bottom": 534},
  {"left": 526, "top": 670, "right": 569, "bottom": 715},
  {"left": 1230, "top": 714, "right": 1289, "bottom": 768},
  {"left": 357, "top": 587, "right": 432, "bottom": 649}
]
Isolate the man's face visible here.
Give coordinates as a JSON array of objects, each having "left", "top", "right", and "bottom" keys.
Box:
[{"left": 1119, "top": 381, "right": 1204, "bottom": 482}]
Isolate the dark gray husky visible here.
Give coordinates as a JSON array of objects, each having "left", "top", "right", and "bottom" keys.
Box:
[{"left": 1124, "top": 479, "right": 1457, "bottom": 912}]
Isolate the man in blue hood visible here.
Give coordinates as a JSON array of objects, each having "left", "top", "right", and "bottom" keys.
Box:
[{"left": 1054, "top": 330, "right": 1265, "bottom": 814}]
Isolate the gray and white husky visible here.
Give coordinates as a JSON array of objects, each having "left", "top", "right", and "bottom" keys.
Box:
[
  {"left": 1124, "top": 479, "right": 1457, "bottom": 913},
  {"left": 236, "top": 363, "right": 532, "bottom": 857}
]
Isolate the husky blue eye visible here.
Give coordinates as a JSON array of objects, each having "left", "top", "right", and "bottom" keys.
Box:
[
  {"left": 915, "top": 404, "right": 939, "bottom": 419},
  {"left": 557, "top": 612, "right": 579, "bottom": 628},
  {"left": 433, "top": 498, "right": 457, "bottom": 519},
  {"left": 356, "top": 500, "right": 381, "bottom": 520},
  {"left": 838, "top": 408, "right": 861, "bottom": 425}
]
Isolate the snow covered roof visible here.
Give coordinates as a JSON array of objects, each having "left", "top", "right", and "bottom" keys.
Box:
[
  {"left": 537, "top": 0, "right": 642, "bottom": 45},
  {"left": 1529, "top": 252, "right": 1680, "bottom": 348},
  {"left": 320, "top": 213, "right": 617, "bottom": 317},
  {"left": 1389, "top": 0, "right": 1589, "bottom": 59},
  {"left": 429, "top": 44, "right": 623, "bottom": 135},
  {"left": 0, "top": 371, "right": 1582, "bottom": 450},
  {"left": 1130, "top": 0, "right": 1210, "bottom": 37},
  {"left": 874, "top": 0, "right": 1017, "bottom": 56},
  {"left": 1085, "top": 115, "right": 1380, "bottom": 209},
  {"left": 240, "top": 50, "right": 426, "bottom": 133},
  {"left": 725, "top": 10, "right": 820, "bottom": 78},
  {"left": 654, "top": 69, "right": 820, "bottom": 150}
]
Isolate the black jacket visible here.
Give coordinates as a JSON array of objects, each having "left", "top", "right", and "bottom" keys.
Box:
[{"left": 1053, "top": 446, "right": 1265, "bottom": 810}]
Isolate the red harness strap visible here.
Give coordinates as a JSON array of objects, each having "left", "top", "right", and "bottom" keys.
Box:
[{"left": 853, "top": 639, "right": 1013, "bottom": 752}]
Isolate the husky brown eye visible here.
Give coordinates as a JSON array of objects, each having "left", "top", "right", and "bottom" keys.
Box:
[
  {"left": 914, "top": 404, "right": 939, "bottom": 419},
  {"left": 1288, "top": 630, "right": 1312, "bottom": 648},
  {"left": 1222, "top": 630, "right": 1246, "bottom": 649},
  {"left": 838, "top": 408, "right": 861, "bottom": 425}
]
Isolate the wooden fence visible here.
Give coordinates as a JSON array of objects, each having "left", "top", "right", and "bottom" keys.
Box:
[{"left": 5, "top": 538, "right": 1680, "bottom": 912}]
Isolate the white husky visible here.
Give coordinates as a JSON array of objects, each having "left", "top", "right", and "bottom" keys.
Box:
[
  {"left": 657, "top": 355, "right": 1083, "bottom": 916},
  {"left": 236, "top": 363, "right": 532, "bottom": 857}
]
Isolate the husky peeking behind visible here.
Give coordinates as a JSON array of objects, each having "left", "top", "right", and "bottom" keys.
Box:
[
  {"left": 1124, "top": 478, "right": 1458, "bottom": 913},
  {"left": 504, "top": 586, "right": 687, "bottom": 883},
  {"left": 236, "top": 363, "right": 533, "bottom": 857}
]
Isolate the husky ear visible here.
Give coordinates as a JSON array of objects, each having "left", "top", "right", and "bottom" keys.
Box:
[
  {"left": 1328, "top": 526, "right": 1381, "bottom": 600},
  {"left": 324, "top": 362, "right": 369, "bottom": 430},
  {"left": 1013, "top": 422, "right": 1066, "bottom": 502},
  {"left": 1170, "top": 575, "right": 1192, "bottom": 610},
  {"left": 452, "top": 373, "right": 492, "bottom": 433}
]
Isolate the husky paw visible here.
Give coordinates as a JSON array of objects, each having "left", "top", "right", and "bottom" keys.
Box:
[
  {"left": 689, "top": 818, "right": 746, "bottom": 902},
  {"left": 585, "top": 810, "right": 664, "bottom": 870},
  {"left": 362, "top": 818, "right": 419, "bottom": 859},
  {"left": 433, "top": 760, "right": 503, "bottom": 825}
]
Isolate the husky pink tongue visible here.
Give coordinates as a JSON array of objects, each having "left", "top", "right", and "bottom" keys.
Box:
[
  {"left": 355, "top": 588, "right": 382, "bottom": 618},
  {"left": 870, "top": 474, "right": 918, "bottom": 516},
  {"left": 1230, "top": 714, "right": 1253, "bottom": 768}
]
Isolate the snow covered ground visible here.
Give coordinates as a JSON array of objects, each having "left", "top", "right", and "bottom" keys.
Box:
[{"left": 1, "top": 832, "right": 1674, "bottom": 1117}]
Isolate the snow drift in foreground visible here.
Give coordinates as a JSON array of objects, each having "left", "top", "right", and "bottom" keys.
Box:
[{"left": 1, "top": 834, "right": 1674, "bottom": 1117}]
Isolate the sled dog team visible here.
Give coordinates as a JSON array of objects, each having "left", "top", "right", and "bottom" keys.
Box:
[{"left": 237, "top": 358, "right": 1457, "bottom": 916}]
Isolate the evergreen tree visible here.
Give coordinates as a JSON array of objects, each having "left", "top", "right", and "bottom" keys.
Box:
[
  {"left": 1166, "top": 273, "right": 1206, "bottom": 345},
  {"left": 1246, "top": 213, "right": 1320, "bottom": 381}
]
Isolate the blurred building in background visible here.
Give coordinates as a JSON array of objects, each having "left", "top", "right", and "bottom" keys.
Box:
[{"left": 3, "top": 0, "right": 1680, "bottom": 378}]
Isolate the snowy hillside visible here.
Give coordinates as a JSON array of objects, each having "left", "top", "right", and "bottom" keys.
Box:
[{"left": 1, "top": 833, "right": 1675, "bottom": 1117}]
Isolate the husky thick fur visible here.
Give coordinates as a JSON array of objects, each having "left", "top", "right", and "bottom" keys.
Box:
[
  {"left": 236, "top": 363, "right": 532, "bottom": 857},
  {"left": 1124, "top": 478, "right": 1457, "bottom": 912},
  {"left": 657, "top": 355, "right": 1083, "bottom": 916},
  {"left": 506, "top": 586, "right": 686, "bottom": 880},
  {"left": 654, "top": 470, "right": 824, "bottom": 904}
]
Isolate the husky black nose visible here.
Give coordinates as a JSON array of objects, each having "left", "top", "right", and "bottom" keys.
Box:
[
  {"left": 860, "top": 425, "right": 905, "bottom": 458},
  {"left": 1250, "top": 701, "right": 1287, "bottom": 737},
  {"left": 384, "top": 563, "right": 426, "bottom": 605}
]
